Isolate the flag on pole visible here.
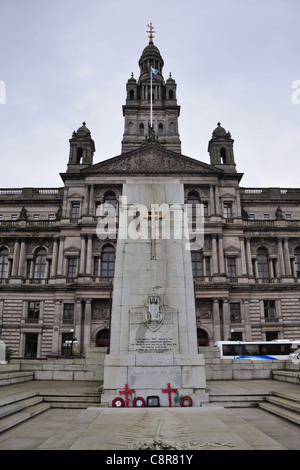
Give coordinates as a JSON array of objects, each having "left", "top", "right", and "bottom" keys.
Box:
[
  {"left": 151, "top": 67, "right": 159, "bottom": 78},
  {"left": 150, "top": 68, "right": 158, "bottom": 127}
]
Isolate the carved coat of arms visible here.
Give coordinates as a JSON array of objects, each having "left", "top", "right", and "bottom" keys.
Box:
[{"left": 143, "top": 295, "right": 164, "bottom": 331}]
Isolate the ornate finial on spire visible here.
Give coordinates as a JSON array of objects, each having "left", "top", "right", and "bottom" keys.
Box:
[{"left": 146, "top": 22, "right": 156, "bottom": 44}]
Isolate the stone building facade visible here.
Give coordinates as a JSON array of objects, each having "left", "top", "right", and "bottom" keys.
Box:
[{"left": 0, "top": 35, "right": 299, "bottom": 358}]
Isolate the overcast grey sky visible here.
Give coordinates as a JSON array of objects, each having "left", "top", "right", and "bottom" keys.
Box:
[{"left": 0, "top": 0, "right": 299, "bottom": 188}]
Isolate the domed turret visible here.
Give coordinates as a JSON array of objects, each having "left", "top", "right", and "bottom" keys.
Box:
[
  {"left": 208, "top": 122, "right": 236, "bottom": 172},
  {"left": 67, "top": 122, "right": 95, "bottom": 172}
]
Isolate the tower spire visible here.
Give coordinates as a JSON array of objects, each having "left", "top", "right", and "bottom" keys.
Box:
[{"left": 146, "top": 22, "right": 156, "bottom": 44}]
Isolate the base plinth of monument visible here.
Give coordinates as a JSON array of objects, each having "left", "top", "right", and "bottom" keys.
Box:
[{"left": 101, "top": 352, "right": 208, "bottom": 407}]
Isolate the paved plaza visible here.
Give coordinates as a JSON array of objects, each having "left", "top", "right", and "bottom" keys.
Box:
[{"left": 0, "top": 379, "right": 299, "bottom": 451}]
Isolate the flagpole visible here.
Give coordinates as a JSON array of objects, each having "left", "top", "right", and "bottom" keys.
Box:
[{"left": 150, "top": 68, "right": 153, "bottom": 128}]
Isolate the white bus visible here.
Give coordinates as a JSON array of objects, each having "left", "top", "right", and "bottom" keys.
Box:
[{"left": 214, "top": 340, "right": 300, "bottom": 360}]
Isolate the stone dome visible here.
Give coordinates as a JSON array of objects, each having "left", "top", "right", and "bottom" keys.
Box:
[
  {"left": 76, "top": 122, "right": 91, "bottom": 136},
  {"left": 212, "top": 122, "right": 227, "bottom": 137}
]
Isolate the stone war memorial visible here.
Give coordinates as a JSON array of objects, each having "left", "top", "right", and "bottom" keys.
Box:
[{"left": 101, "top": 178, "right": 207, "bottom": 407}]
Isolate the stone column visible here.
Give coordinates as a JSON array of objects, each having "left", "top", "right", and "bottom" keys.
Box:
[
  {"left": 236, "top": 189, "right": 242, "bottom": 217},
  {"left": 277, "top": 238, "right": 285, "bottom": 277},
  {"left": 212, "top": 235, "right": 218, "bottom": 274},
  {"left": 239, "top": 237, "right": 247, "bottom": 275},
  {"left": 74, "top": 299, "right": 82, "bottom": 354},
  {"left": 218, "top": 235, "right": 225, "bottom": 274},
  {"left": 214, "top": 186, "right": 220, "bottom": 214},
  {"left": 243, "top": 300, "right": 252, "bottom": 341},
  {"left": 79, "top": 235, "right": 86, "bottom": 274},
  {"left": 283, "top": 237, "right": 292, "bottom": 276},
  {"left": 11, "top": 240, "right": 20, "bottom": 276},
  {"left": 17, "top": 240, "right": 26, "bottom": 277},
  {"left": 86, "top": 235, "right": 93, "bottom": 275},
  {"left": 50, "top": 238, "right": 59, "bottom": 277},
  {"left": 83, "top": 185, "right": 90, "bottom": 215},
  {"left": 83, "top": 299, "right": 91, "bottom": 352},
  {"left": 213, "top": 299, "right": 221, "bottom": 342},
  {"left": 62, "top": 188, "right": 68, "bottom": 218},
  {"left": 222, "top": 299, "right": 230, "bottom": 341},
  {"left": 89, "top": 185, "right": 95, "bottom": 215},
  {"left": 269, "top": 259, "right": 274, "bottom": 280},
  {"left": 209, "top": 185, "right": 215, "bottom": 216},
  {"left": 56, "top": 237, "right": 65, "bottom": 277},
  {"left": 245, "top": 238, "right": 253, "bottom": 276}
]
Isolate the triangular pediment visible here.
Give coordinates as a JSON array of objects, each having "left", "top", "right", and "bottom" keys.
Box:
[{"left": 82, "top": 145, "right": 223, "bottom": 176}]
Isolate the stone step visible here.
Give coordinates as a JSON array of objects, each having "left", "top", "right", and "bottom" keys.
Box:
[
  {"left": 266, "top": 394, "right": 300, "bottom": 413},
  {"left": 43, "top": 395, "right": 100, "bottom": 405},
  {"left": 272, "top": 370, "right": 300, "bottom": 384},
  {"left": 0, "top": 371, "right": 34, "bottom": 386},
  {"left": 259, "top": 402, "right": 300, "bottom": 425},
  {"left": 49, "top": 402, "right": 105, "bottom": 409},
  {"left": 0, "top": 395, "right": 44, "bottom": 419},
  {"left": 0, "top": 402, "right": 51, "bottom": 433},
  {"left": 208, "top": 393, "right": 265, "bottom": 407}
]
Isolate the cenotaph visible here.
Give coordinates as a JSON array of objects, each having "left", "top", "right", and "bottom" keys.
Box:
[{"left": 101, "top": 177, "right": 207, "bottom": 407}]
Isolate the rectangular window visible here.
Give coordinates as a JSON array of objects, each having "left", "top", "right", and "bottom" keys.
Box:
[
  {"left": 227, "top": 257, "right": 236, "bottom": 279},
  {"left": 63, "top": 303, "right": 74, "bottom": 324},
  {"left": 191, "top": 251, "right": 203, "bottom": 279},
  {"left": 67, "top": 258, "right": 77, "bottom": 282},
  {"left": 264, "top": 300, "right": 276, "bottom": 321},
  {"left": 71, "top": 203, "right": 80, "bottom": 219},
  {"left": 264, "top": 214, "right": 270, "bottom": 220},
  {"left": 203, "top": 202, "right": 208, "bottom": 217},
  {"left": 249, "top": 213, "right": 255, "bottom": 220},
  {"left": 11, "top": 214, "right": 17, "bottom": 221},
  {"left": 285, "top": 214, "right": 291, "bottom": 220},
  {"left": 230, "top": 303, "right": 241, "bottom": 322},
  {"left": 27, "top": 301, "right": 40, "bottom": 323},
  {"left": 223, "top": 203, "right": 232, "bottom": 218}
]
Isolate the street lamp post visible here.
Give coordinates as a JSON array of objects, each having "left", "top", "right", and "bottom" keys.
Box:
[{"left": 65, "top": 329, "right": 78, "bottom": 358}]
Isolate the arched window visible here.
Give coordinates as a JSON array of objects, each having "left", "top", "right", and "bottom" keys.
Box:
[
  {"left": 76, "top": 147, "right": 83, "bottom": 164},
  {"left": 257, "top": 247, "right": 269, "bottom": 280},
  {"left": 187, "top": 191, "right": 200, "bottom": 218},
  {"left": 101, "top": 245, "right": 115, "bottom": 279},
  {"left": 191, "top": 250, "right": 203, "bottom": 279},
  {"left": 33, "top": 248, "right": 47, "bottom": 282},
  {"left": 169, "top": 90, "right": 174, "bottom": 100},
  {"left": 139, "top": 123, "right": 144, "bottom": 136},
  {"left": 0, "top": 248, "right": 8, "bottom": 279},
  {"left": 295, "top": 247, "right": 300, "bottom": 277},
  {"left": 96, "top": 328, "right": 110, "bottom": 348},
  {"left": 220, "top": 147, "right": 227, "bottom": 164},
  {"left": 129, "top": 89, "right": 134, "bottom": 99},
  {"left": 158, "top": 123, "right": 163, "bottom": 136},
  {"left": 197, "top": 328, "right": 209, "bottom": 347}
]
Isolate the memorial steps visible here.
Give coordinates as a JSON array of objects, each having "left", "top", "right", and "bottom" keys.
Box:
[
  {"left": 0, "top": 387, "right": 102, "bottom": 433},
  {"left": 259, "top": 392, "right": 300, "bottom": 425},
  {"left": 207, "top": 388, "right": 300, "bottom": 426}
]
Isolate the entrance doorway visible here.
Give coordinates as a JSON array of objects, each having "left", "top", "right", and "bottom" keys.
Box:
[{"left": 25, "top": 333, "right": 38, "bottom": 358}]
